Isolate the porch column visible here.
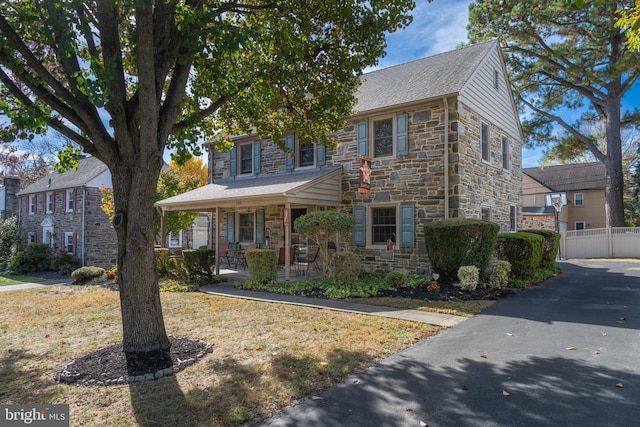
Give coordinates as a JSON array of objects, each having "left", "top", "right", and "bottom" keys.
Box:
[
  {"left": 285, "top": 202, "right": 291, "bottom": 281},
  {"left": 160, "top": 210, "right": 167, "bottom": 248},
  {"left": 215, "top": 207, "right": 220, "bottom": 275}
]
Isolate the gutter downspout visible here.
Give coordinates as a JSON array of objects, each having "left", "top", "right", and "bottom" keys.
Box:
[
  {"left": 443, "top": 97, "right": 449, "bottom": 219},
  {"left": 82, "top": 186, "right": 86, "bottom": 266}
]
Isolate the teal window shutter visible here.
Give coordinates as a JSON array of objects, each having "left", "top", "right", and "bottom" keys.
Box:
[
  {"left": 253, "top": 140, "right": 261, "bottom": 175},
  {"left": 399, "top": 204, "right": 414, "bottom": 248},
  {"left": 256, "top": 210, "right": 265, "bottom": 244},
  {"left": 352, "top": 206, "right": 366, "bottom": 247},
  {"left": 316, "top": 143, "right": 326, "bottom": 166},
  {"left": 285, "top": 135, "right": 295, "bottom": 170},
  {"left": 226, "top": 212, "right": 235, "bottom": 243},
  {"left": 396, "top": 113, "right": 408, "bottom": 155},
  {"left": 230, "top": 146, "right": 237, "bottom": 177},
  {"left": 357, "top": 121, "right": 369, "bottom": 156}
]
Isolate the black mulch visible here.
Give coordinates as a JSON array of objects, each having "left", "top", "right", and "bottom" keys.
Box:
[
  {"left": 56, "top": 337, "right": 213, "bottom": 387},
  {"left": 375, "top": 282, "right": 518, "bottom": 301}
]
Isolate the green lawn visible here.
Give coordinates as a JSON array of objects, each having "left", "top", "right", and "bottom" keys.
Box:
[{"left": 0, "top": 274, "right": 51, "bottom": 286}]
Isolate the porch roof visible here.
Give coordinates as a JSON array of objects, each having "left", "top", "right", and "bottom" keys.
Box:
[{"left": 155, "top": 166, "right": 343, "bottom": 212}]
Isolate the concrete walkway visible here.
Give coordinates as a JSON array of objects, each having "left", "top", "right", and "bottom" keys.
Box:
[
  {"left": 0, "top": 277, "right": 72, "bottom": 292},
  {"left": 200, "top": 283, "right": 468, "bottom": 327}
]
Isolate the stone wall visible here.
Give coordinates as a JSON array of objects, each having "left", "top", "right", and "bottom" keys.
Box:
[
  {"left": 20, "top": 187, "right": 116, "bottom": 269},
  {"left": 521, "top": 214, "right": 555, "bottom": 231}
]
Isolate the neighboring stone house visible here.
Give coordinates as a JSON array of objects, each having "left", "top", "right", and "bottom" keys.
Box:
[
  {"left": 17, "top": 156, "right": 117, "bottom": 268},
  {"left": 522, "top": 162, "right": 607, "bottom": 232},
  {"left": 156, "top": 40, "right": 524, "bottom": 276},
  {"left": 0, "top": 176, "right": 21, "bottom": 219}
]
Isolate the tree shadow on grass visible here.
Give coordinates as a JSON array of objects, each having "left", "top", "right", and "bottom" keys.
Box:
[
  {"left": 0, "top": 348, "right": 60, "bottom": 404},
  {"left": 256, "top": 354, "right": 640, "bottom": 426}
]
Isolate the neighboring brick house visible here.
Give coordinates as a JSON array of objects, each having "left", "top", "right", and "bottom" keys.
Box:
[
  {"left": 522, "top": 162, "right": 607, "bottom": 232},
  {"left": 156, "top": 40, "right": 524, "bottom": 276},
  {"left": 17, "top": 156, "right": 117, "bottom": 268}
]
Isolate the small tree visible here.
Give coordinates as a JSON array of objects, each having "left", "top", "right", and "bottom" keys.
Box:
[
  {"left": 0, "top": 216, "right": 21, "bottom": 269},
  {"left": 294, "top": 211, "right": 355, "bottom": 277}
]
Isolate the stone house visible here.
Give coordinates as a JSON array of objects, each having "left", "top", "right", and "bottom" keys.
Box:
[
  {"left": 17, "top": 156, "right": 117, "bottom": 268},
  {"left": 156, "top": 40, "right": 524, "bottom": 277},
  {"left": 522, "top": 162, "right": 607, "bottom": 232},
  {"left": 0, "top": 176, "right": 21, "bottom": 219}
]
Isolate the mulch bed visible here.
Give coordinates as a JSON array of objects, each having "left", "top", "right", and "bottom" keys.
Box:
[{"left": 376, "top": 281, "right": 518, "bottom": 301}]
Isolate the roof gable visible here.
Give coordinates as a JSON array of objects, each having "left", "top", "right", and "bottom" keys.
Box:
[
  {"left": 355, "top": 40, "right": 497, "bottom": 113},
  {"left": 523, "top": 163, "right": 607, "bottom": 192},
  {"left": 18, "top": 156, "right": 110, "bottom": 195}
]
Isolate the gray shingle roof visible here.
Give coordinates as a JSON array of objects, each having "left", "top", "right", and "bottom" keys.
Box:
[
  {"left": 156, "top": 166, "right": 342, "bottom": 210},
  {"left": 523, "top": 162, "right": 607, "bottom": 192},
  {"left": 355, "top": 40, "right": 497, "bottom": 113},
  {"left": 17, "top": 156, "right": 109, "bottom": 195}
]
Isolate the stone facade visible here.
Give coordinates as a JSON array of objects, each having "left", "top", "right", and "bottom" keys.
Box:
[
  {"left": 209, "top": 98, "right": 522, "bottom": 275},
  {"left": 0, "top": 177, "right": 21, "bottom": 219},
  {"left": 19, "top": 187, "right": 117, "bottom": 269}
]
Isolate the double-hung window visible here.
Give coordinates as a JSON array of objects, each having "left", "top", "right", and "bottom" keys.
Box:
[
  {"left": 481, "top": 122, "right": 490, "bottom": 162},
  {"left": 284, "top": 134, "right": 326, "bottom": 170},
  {"left": 352, "top": 204, "right": 414, "bottom": 248},
  {"left": 501, "top": 136, "right": 509, "bottom": 170},
  {"left": 239, "top": 143, "right": 253, "bottom": 175},
  {"left": 238, "top": 213, "right": 255, "bottom": 242},
  {"left": 168, "top": 231, "right": 182, "bottom": 248},
  {"left": 46, "top": 192, "right": 54, "bottom": 213},
  {"left": 29, "top": 195, "right": 36, "bottom": 215},
  {"left": 64, "top": 232, "right": 75, "bottom": 255},
  {"left": 574, "top": 193, "right": 584, "bottom": 207},
  {"left": 357, "top": 113, "right": 408, "bottom": 160},
  {"left": 298, "top": 141, "right": 315, "bottom": 167},
  {"left": 66, "top": 189, "right": 75, "bottom": 212},
  {"left": 230, "top": 141, "right": 261, "bottom": 177},
  {"left": 371, "top": 206, "right": 396, "bottom": 244}
]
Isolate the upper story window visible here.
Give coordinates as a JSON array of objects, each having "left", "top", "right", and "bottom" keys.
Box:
[
  {"left": 574, "top": 193, "right": 584, "bottom": 206},
  {"left": 501, "top": 136, "right": 510, "bottom": 170},
  {"left": 357, "top": 113, "right": 408, "bottom": 159},
  {"left": 373, "top": 117, "right": 394, "bottom": 157},
  {"left": 284, "top": 134, "right": 326, "bottom": 170},
  {"left": 65, "top": 189, "right": 75, "bottom": 212},
  {"left": 230, "top": 141, "right": 260, "bottom": 177},
  {"left": 481, "top": 122, "right": 490, "bottom": 162},
  {"left": 46, "top": 192, "right": 54, "bottom": 213},
  {"left": 298, "top": 141, "right": 315, "bottom": 167},
  {"left": 29, "top": 195, "right": 36, "bottom": 215},
  {"left": 239, "top": 143, "right": 253, "bottom": 175},
  {"left": 481, "top": 207, "right": 492, "bottom": 221}
]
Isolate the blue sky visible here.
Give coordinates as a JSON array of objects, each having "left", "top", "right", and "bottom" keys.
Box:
[{"left": 375, "top": 0, "right": 640, "bottom": 168}]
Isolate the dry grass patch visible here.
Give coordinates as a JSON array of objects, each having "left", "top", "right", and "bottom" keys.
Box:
[
  {"left": 349, "top": 297, "right": 496, "bottom": 317},
  {"left": 0, "top": 285, "right": 438, "bottom": 426}
]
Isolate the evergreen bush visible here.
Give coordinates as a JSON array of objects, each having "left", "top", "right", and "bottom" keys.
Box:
[
  {"left": 71, "top": 266, "right": 105, "bottom": 281},
  {"left": 489, "top": 260, "right": 511, "bottom": 289},
  {"left": 50, "top": 250, "right": 81, "bottom": 275},
  {"left": 384, "top": 271, "right": 408, "bottom": 289},
  {"left": 182, "top": 248, "right": 216, "bottom": 280},
  {"left": 457, "top": 265, "right": 479, "bottom": 291},
  {"left": 8, "top": 243, "right": 52, "bottom": 274},
  {"left": 332, "top": 251, "right": 360, "bottom": 284},
  {"left": 0, "top": 216, "right": 21, "bottom": 269},
  {"left": 523, "top": 229, "right": 560, "bottom": 268},
  {"left": 245, "top": 249, "right": 277, "bottom": 284},
  {"left": 154, "top": 248, "right": 171, "bottom": 275},
  {"left": 494, "top": 232, "right": 544, "bottom": 279}
]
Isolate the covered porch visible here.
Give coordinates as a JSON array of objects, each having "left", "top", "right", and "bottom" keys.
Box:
[{"left": 155, "top": 166, "right": 343, "bottom": 281}]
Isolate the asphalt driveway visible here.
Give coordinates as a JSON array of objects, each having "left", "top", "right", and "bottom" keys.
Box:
[{"left": 257, "top": 260, "right": 640, "bottom": 427}]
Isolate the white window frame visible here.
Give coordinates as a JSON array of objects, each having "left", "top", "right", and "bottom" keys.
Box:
[
  {"left": 481, "top": 122, "right": 490, "bottom": 163},
  {"left": 46, "top": 191, "right": 54, "bottom": 213},
  {"left": 66, "top": 189, "right": 74, "bottom": 212},
  {"left": 575, "top": 221, "right": 586, "bottom": 231},
  {"left": 509, "top": 205, "right": 517, "bottom": 232},
  {"left": 238, "top": 142, "right": 254, "bottom": 175},
  {"left": 296, "top": 138, "right": 315, "bottom": 169},
  {"left": 370, "top": 114, "right": 396, "bottom": 159},
  {"left": 501, "top": 136, "right": 510, "bottom": 170},
  {"left": 168, "top": 230, "right": 183, "bottom": 248},
  {"left": 481, "top": 207, "right": 492, "bottom": 221},
  {"left": 64, "top": 232, "right": 74, "bottom": 254},
  {"left": 237, "top": 212, "right": 255, "bottom": 243},
  {"left": 368, "top": 204, "right": 398, "bottom": 248},
  {"left": 574, "top": 193, "right": 584, "bottom": 207},
  {"left": 29, "top": 195, "right": 36, "bottom": 215},
  {"left": 27, "top": 232, "right": 36, "bottom": 244}
]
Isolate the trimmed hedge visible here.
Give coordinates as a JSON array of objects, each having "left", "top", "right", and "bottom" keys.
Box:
[
  {"left": 246, "top": 249, "right": 277, "bottom": 284},
  {"left": 523, "top": 229, "right": 560, "bottom": 268},
  {"left": 154, "top": 248, "right": 171, "bottom": 275},
  {"left": 494, "top": 232, "right": 544, "bottom": 279},
  {"left": 424, "top": 218, "right": 499, "bottom": 283},
  {"left": 182, "top": 248, "right": 216, "bottom": 279}
]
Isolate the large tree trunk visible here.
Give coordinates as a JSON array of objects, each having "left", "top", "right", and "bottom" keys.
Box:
[
  {"left": 111, "top": 154, "right": 171, "bottom": 357},
  {"left": 603, "top": 91, "right": 626, "bottom": 228}
]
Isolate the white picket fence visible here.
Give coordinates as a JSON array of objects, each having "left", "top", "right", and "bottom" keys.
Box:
[{"left": 561, "top": 227, "right": 640, "bottom": 259}]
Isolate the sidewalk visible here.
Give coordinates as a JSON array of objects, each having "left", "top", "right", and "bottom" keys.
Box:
[
  {"left": 200, "top": 282, "right": 468, "bottom": 328},
  {"left": 0, "top": 277, "right": 72, "bottom": 292}
]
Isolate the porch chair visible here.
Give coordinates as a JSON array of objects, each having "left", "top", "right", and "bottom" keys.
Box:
[
  {"left": 295, "top": 246, "right": 320, "bottom": 276},
  {"left": 218, "top": 241, "right": 231, "bottom": 267}
]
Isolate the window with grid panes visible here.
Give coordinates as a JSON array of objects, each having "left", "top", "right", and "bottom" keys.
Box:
[
  {"left": 239, "top": 143, "right": 253, "bottom": 174},
  {"left": 371, "top": 207, "right": 396, "bottom": 244},
  {"left": 373, "top": 118, "right": 393, "bottom": 157}
]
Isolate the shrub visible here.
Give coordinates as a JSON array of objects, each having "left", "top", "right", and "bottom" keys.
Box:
[
  {"left": 523, "top": 229, "right": 560, "bottom": 268},
  {"left": 8, "top": 243, "right": 52, "bottom": 274},
  {"left": 489, "top": 260, "right": 511, "bottom": 289},
  {"left": 182, "top": 248, "right": 215, "bottom": 279},
  {"left": 0, "top": 216, "right": 22, "bottom": 269},
  {"left": 245, "top": 249, "right": 277, "bottom": 284},
  {"left": 457, "top": 265, "right": 479, "bottom": 291},
  {"left": 494, "top": 232, "right": 544, "bottom": 279},
  {"left": 50, "top": 250, "right": 81, "bottom": 275},
  {"left": 332, "top": 251, "right": 360, "bottom": 284},
  {"left": 384, "top": 271, "right": 407, "bottom": 289},
  {"left": 154, "top": 248, "right": 171, "bottom": 275},
  {"left": 424, "top": 218, "right": 499, "bottom": 283},
  {"left": 71, "top": 266, "right": 105, "bottom": 281}
]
